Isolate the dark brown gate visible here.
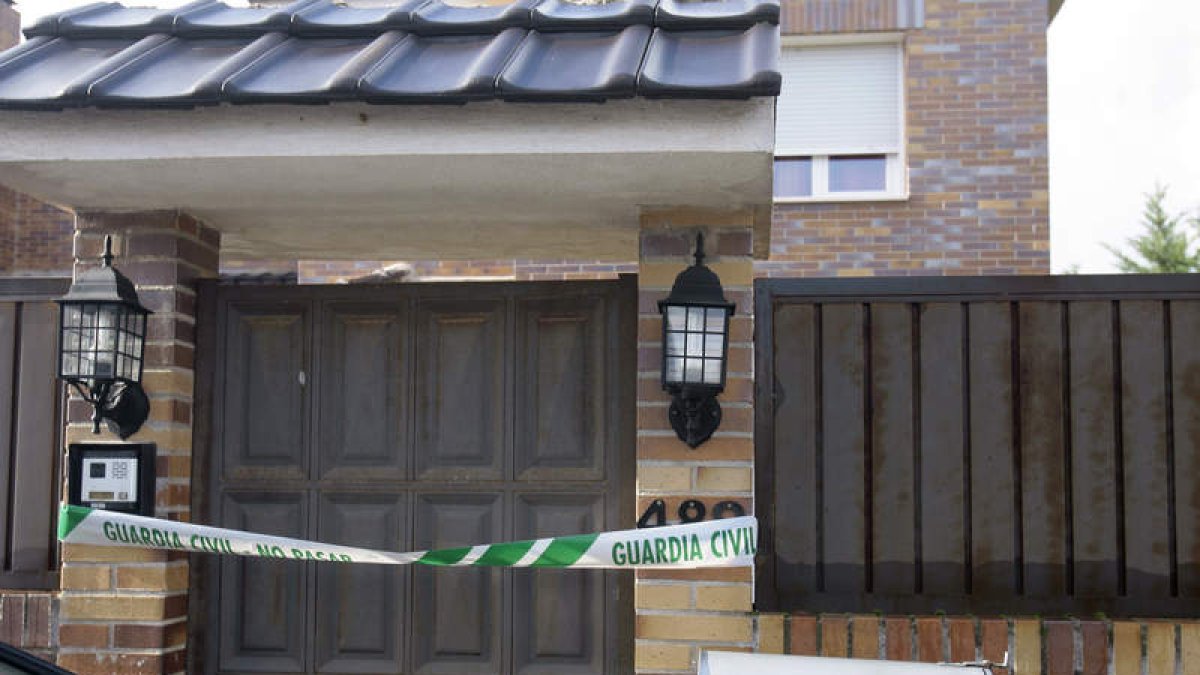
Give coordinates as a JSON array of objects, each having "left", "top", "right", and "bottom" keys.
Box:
[
  {"left": 192, "top": 279, "right": 635, "bottom": 674},
  {"left": 0, "top": 278, "right": 68, "bottom": 590},
  {"left": 756, "top": 275, "right": 1200, "bottom": 617}
]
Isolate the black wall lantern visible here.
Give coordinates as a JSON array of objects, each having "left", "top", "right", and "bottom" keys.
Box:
[
  {"left": 57, "top": 236, "right": 151, "bottom": 439},
  {"left": 659, "top": 234, "right": 734, "bottom": 448}
]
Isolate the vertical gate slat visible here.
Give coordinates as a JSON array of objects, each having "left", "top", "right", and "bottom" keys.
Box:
[
  {"left": 870, "top": 303, "right": 916, "bottom": 594},
  {"left": 822, "top": 303, "right": 867, "bottom": 594},
  {"left": 1068, "top": 301, "right": 1119, "bottom": 597},
  {"left": 968, "top": 302, "right": 1018, "bottom": 596},
  {"left": 10, "top": 302, "right": 58, "bottom": 573},
  {"left": 1018, "top": 302, "right": 1068, "bottom": 597},
  {"left": 919, "top": 303, "right": 967, "bottom": 595},
  {"left": 0, "top": 303, "right": 15, "bottom": 573},
  {"left": 773, "top": 304, "right": 819, "bottom": 596},
  {"left": 1171, "top": 300, "right": 1200, "bottom": 597},
  {"left": 1120, "top": 300, "right": 1172, "bottom": 598}
]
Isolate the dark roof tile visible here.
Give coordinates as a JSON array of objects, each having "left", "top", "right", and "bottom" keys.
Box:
[
  {"left": 410, "top": 0, "right": 538, "bottom": 35},
  {"left": 0, "top": 35, "right": 167, "bottom": 108},
  {"left": 223, "top": 34, "right": 399, "bottom": 103},
  {"left": 359, "top": 29, "right": 525, "bottom": 103},
  {"left": 292, "top": 0, "right": 424, "bottom": 37},
  {"left": 174, "top": 0, "right": 322, "bottom": 37},
  {"left": 47, "top": 1, "right": 216, "bottom": 39},
  {"left": 532, "top": 0, "right": 656, "bottom": 32},
  {"left": 88, "top": 35, "right": 276, "bottom": 106},
  {"left": 639, "top": 22, "right": 779, "bottom": 98},
  {"left": 655, "top": 0, "right": 778, "bottom": 29},
  {"left": 498, "top": 25, "right": 650, "bottom": 101},
  {"left": 1, "top": 0, "right": 779, "bottom": 109}
]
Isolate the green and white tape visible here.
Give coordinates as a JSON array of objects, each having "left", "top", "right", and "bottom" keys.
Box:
[{"left": 57, "top": 505, "right": 757, "bottom": 569}]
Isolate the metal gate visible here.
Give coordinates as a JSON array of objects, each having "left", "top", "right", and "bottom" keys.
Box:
[
  {"left": 755, "top": 275, "right": 1200, "bottom": 617},
  {"left": 191, "top": 279, "right": 635, "bottom": 674}
]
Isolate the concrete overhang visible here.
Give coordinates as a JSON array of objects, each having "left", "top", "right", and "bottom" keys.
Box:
[{"left": 0, "top": 98, "right": 775, "bottom": 261}]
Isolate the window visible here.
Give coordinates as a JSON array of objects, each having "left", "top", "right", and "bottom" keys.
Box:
[{"left": 775, "top": 41, "right": 905, "bottom": 201}]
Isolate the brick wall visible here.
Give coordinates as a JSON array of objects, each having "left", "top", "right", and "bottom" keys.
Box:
[
  {"left": 58, "top": 211, "right": 218, "bottom": 675},
  {"left": 0, "top": 3, "right": 18, "bottom": 52},
  {"left": 753, "top": 614, "right": 1200, "bottom": 675},
  {"left": 0, "top": 186, "right": 75, "bottom": 276},
  {"left": 763, "top": 0, "right": 1051, "bottom": 278},
  {"left": 634, "top": 210, "right": 758, "bottom": 674},
  {"left": 780, "top": 0, "right": 923, "bottom": 33},
  {"left": 289, "top": 259, "right": 636, "bottom": 283}
]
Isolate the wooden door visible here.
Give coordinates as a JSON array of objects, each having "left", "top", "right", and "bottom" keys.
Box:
[{"left": 194, "top": 280, "right": 635, "bottom": 674}]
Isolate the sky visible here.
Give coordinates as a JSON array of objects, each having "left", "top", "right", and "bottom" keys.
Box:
[{"left": 12, "top": 0, "right": 1200, "bottom": 273}]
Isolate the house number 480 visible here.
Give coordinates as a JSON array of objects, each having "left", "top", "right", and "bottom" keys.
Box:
[{"left": 636, "top": 498, "right": 746, "bottom": 529}]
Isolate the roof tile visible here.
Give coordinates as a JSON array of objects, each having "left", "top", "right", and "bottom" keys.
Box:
[
  {"left": 498, "top": 25, "right": 650, "bottom": 101},
  {"left": 1, "top": 0, "right": 779, "bottom": 109}
]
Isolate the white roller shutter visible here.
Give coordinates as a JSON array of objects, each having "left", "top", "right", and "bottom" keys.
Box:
[{"left": 775, "top": 42, "right": 902, "bottom": 156}]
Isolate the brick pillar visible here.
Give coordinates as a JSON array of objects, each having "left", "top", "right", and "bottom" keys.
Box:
[
  {"left": 635, "top": 209, "right": 757, "bottom": 674},
  {"left": 0, "top": 3, "right": 19, "bottom": 52},
  {"left": 57, "top": 211, "right": 218, "bottom": 675}
]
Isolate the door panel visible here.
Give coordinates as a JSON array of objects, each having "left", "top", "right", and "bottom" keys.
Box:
[
  {"left": 222, "top": 303, "right": 309, "bottom": 481},
  {"left": 219, "top": 492, "right": 309, "bottom": 673},
  {"left": 414, "top": 299, "right": 506, "bottom": 481},
  {"left": 514, "top": 297, "right": 606, "bottom": 482},
  {"left": 412, "top": 493, "right": 505, "bottom": 674},
  {"left": 318, "top": 305, "right": 408, "bottom": 481},
  {"left": 513, "top": 493, "right": 606, "bottom": 674},
  {"left": 315, "top": 492, "right": 408, "bottom": 673}
]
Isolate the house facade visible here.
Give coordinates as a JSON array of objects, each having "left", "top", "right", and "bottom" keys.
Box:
[{"left": 11, "top": 3, "right": 1198, "bottom": 675}]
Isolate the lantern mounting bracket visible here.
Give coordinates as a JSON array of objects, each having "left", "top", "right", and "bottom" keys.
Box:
[
  {"left": 668, "top": 389, "right": 722, "bottom": 449},
  {"left": 67, "top": 380, "right": 151, "bottom": 439}
]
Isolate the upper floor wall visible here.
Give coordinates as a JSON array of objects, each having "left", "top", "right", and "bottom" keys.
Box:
[{"left": 781, "top": 0, "right": 923, "bottom": 34}]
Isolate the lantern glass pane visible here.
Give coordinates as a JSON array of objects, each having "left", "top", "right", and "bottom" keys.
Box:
[
  {"left": 63, "top": 326, "right": 81, "bottom": 351},
  {"left": 94, "top": 306, "right": 119, "bottom": 379},
  {"left": 666, "top": 331, "right": 685, "bottom": 356},
  {"left": 703, "top": 359, "right": 722, "bottom": 384},
  {"left": 705, "top": 307, "right": 727, "bottom": 332},
  {"left": 686, "top": 307, "right": 704, "bottom": 331},
  {"left": 79, "top": 305, "right": 97, "bottom": 351},
  {"left": 704, "top": 334, "right": 724, "bottom": 357},
  {"left": 686, "top": 333, "right": 704, "bottom": 357},
  {"left": 666, "top": 306, "right": 686, "bottom": 331},
  {"left": 65, "top": 305, "right": 82, "bottom": 328},
  {"left": 665, "top": 356, "right": 684, "bottom": 383},
  {"left": 684, "top": 357, "right": 703, "bottom": 382}
]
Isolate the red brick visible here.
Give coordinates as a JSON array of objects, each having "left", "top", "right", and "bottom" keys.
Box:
[
  {"left": 948, "top": 618, "right": 976, "bottom": 662},
  {"left": 59, "top": 623, "right": 110, "bottom": 649},
  {"left": 0, "top": 595, "right": 25, "bottom": 644},
  {"left": 114, "top": 624, "right": 174, "bottom": 649},
  {"left": 58, "top": 652, "right": 165, "bottom": 675},
  {"left": 980, "top": 618, "right": 1009, "bottom": 673},
  {"left": 790, "top": 615, "right": 818, "bottom": 656},
  {"left": 24, "top": 595, "right": 51, "bottom": 649},
  {"left": 1045, "top": 621, "right": 1074, "bottom": 675},
  {"left": 917, "top": 617, "right": 943, "bottom": 663},
  {"left": 1080, "top": 621, "right": 1108, "bottom": 675},
  {"left": 885, "top": 617, "right": 913, "bottom": 661},
  {"left": 821, "top": 616, "right": 849, "bottom": 657}
]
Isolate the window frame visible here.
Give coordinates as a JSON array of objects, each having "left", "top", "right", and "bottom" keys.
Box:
[{"left": 773, "top": 34, "right": 909, "bottom": 204}]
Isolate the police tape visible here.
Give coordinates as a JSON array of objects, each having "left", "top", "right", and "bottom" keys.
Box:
[{"left": 57, "top": 504, "right": 757, "bottom": 569}]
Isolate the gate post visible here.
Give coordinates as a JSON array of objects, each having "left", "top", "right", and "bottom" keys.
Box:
[
  {"left": 56, "top": 211, "right": 219, "bottom": 675},
  {"left": 635, "top": 209, "right": 758, "bottom": 673}
]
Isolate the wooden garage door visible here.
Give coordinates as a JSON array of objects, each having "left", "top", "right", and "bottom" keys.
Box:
[{"left": 192, "top": 280, "right": 635, "bottom": 674}]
